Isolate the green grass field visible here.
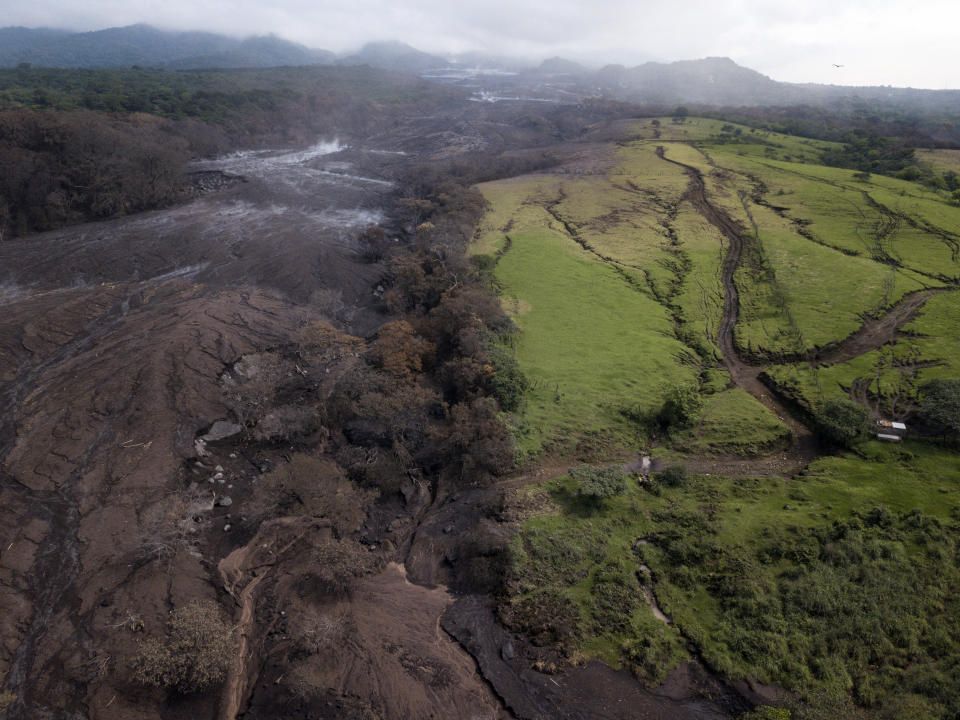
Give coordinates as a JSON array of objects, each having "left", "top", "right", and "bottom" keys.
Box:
[
  {"left": 475, "top": 125, "right": 805, "bottom": 457},
  {"left": 492, "top": 226, "right": 697, "bottom": 457},
  {"left": 474, "top": 116, "right": 960, "bottom": 453}
]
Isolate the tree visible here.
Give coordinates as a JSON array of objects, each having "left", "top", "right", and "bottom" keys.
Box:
[
  {"left": 304, "top": 538, "right": 379, "bottom": 595},
  {"left": 918, "top": 378, "right": 960, "bottom": 436},
  {"left": 368, "top": 320, "right": 434, "bottom": 379},
  {"left": 570, "top": 464, "right": 626, "bottom": 503},
  {"left": 815, "top": 399, "right": 872, "bottom": 448},
  {"left": 356, "top": 225, "right": 390, "bottom": 263}
]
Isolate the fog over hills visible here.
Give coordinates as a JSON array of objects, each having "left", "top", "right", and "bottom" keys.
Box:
[
  {"left": 2, "top": 23, "right": 960, "bottom": 113},
  {"left": 0, "top": 25, "right": 331, "bottom": 69}
]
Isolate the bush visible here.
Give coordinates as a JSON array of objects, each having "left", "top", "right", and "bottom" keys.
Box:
[
  {"left": 740, "top": 707, "right": 791, "bottom": 720},
  {"left": 0, "top": 691, "right": 16, "bottom": 712},
  {"left": 486, "top": 343, "right": 529, "bottom": 412},
  {"left": 815, "top": 399, "right": 872, "bottom": 448},
  {"left": 657, "top": 383, "right": 703, "bottom": 431},
  {"left": 918, "top": 378, "right": 960, "bottom": 436},
  {"left": 304, "top": 538, "right": 380, "bottom": 595},
  {"left": 133, "top": 601, "right": 234, "bottom": 692},
  {"left": 570, "top": 464, "right": 626, "bottom": 503},
  {"left": 656, "top": 464, "right": 688, "bottom": 487}
]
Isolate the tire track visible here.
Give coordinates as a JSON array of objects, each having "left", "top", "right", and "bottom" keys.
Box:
[{"left": 654, "top": 146, "right": 813, "bottom": 443}]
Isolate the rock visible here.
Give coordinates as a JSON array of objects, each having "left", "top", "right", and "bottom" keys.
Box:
[
  {"left": 203, "top": 422, "right": 243, "bottom": 443},
  {"left": 194, "top": 438, "right": 209, "bottom": 457},
  {"left": 214, "top": 465, "right": 224, "bottom": 473},
  {"left": 501, "top": 642, "right": 515, "bottom": 660},
  {"left": 213, "top": 472, "right": 224, "bottom": 480},
  {"left": 216, "top": 496, "right": 233, "bottom": 507},
  {"left": 443, "top": 524, "right": 454, "bottom": 534},
  {"left": 223, "top": 524, "right": 232, "bottom": 532}
]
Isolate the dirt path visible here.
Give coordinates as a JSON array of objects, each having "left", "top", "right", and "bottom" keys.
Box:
[
  {"left": 217, "top": 516, "right": 323, "bottom": 720},
  {"left": 655, "top": 147, "right": 813, "bottom": 445},
  {"left": 811, "top": 289, "right": 935, "bottom": 365}
]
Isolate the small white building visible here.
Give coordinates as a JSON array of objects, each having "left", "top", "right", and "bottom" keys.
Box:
[{"left": 876, "top": 419, "right": 907, "bottom": 442}]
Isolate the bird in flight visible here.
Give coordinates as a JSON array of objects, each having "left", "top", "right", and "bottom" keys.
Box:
[{"left": 832, "top": 63, "right": 844, "bottom": 68}]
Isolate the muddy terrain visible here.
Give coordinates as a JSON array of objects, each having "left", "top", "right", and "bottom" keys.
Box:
[{"left": 0, "top": 104, "right": 760, "bottom": 720}]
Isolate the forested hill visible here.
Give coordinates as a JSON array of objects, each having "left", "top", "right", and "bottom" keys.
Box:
[{"left": 0, "top": 25, "right": 333, "bottom": 69}]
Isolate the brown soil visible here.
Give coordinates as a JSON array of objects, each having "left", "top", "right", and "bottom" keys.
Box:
[
  {"left": 808, "top": 289, "right": 935, "bottom": 366},
  {"left": 241, "top": 563, "right": 506, "bottom": 720},
  {"left": 0, "top": 107, "right": 646, "bottom": 720},
  {"left": 0, "top": 128, "right": 469, "bottom": 719}
]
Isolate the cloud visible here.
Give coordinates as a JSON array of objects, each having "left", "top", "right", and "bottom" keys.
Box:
[{"left": 3, "top": 0, "right": 958, "bottom": 87}]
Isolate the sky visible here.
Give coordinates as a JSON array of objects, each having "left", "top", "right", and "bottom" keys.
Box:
[{"left": 2, "top": 0, "right": 958, "bottom": 88}]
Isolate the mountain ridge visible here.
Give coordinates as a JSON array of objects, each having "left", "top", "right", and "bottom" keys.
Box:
[{"left": 1, "top": 24, "right": 958, "bottom": 109}]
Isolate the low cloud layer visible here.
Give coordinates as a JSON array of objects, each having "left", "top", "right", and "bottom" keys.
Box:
[{"left": 5, "top": 0, "right": 958, "bottom": 88}]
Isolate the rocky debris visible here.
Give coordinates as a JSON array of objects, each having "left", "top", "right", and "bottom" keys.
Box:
[
  {"left": 443, "top": 596, "right": 749, "bottom": 719},
  {"left": 202, "top": 420, "right": 244, "bottom": 443},
  {"left": 216, "top": 496, "right": 233, "bottom": 508},
  {"left": 187, "top": 170, "right": 247, "bottom": 195}
]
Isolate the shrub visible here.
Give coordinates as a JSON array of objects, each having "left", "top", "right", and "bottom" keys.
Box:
[
  {"left": 815, "top": 399, "right": 872, "bottom": 448},
  {"left": 486, "top": 343, "right": 529, "bottom": 412},
  {"left": 133, "top": 601, "right": 234, "bottom": 692},
  {"left": 657, "top": 383, "right": 703, "bottom": 431},
  {"left": 0, "top": 691, "right": 16, "bottom": 712},
  {"left": 499, "top": 588, "right": 582, "bottom": 651},
  {"left": 656, "top": 464, "right": 688, "bottom": 487},
  {"left": 740, "top": 707, "right": 791, "bottom": 720},
  {"left": 570, "top": 465, "right": 626, "bottom": 503},
  {"left": 918, "top": 378, "right": 960, "bottom": 436},
  {"left": 303, "top": 538, "right": 380, "bottom": 595}
]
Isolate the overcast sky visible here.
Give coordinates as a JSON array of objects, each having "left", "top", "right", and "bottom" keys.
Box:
[{"left": 3, "top": 0, "right": 958, "bottom": 88}]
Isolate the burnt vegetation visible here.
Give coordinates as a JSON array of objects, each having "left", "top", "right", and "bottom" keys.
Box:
[{"left": 0, "top": 65, "right": 464, "bottom": 237}]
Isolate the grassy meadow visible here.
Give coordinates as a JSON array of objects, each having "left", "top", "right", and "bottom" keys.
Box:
[{"left": 473, "top": 115, "right": 960, "bottom": 451}]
